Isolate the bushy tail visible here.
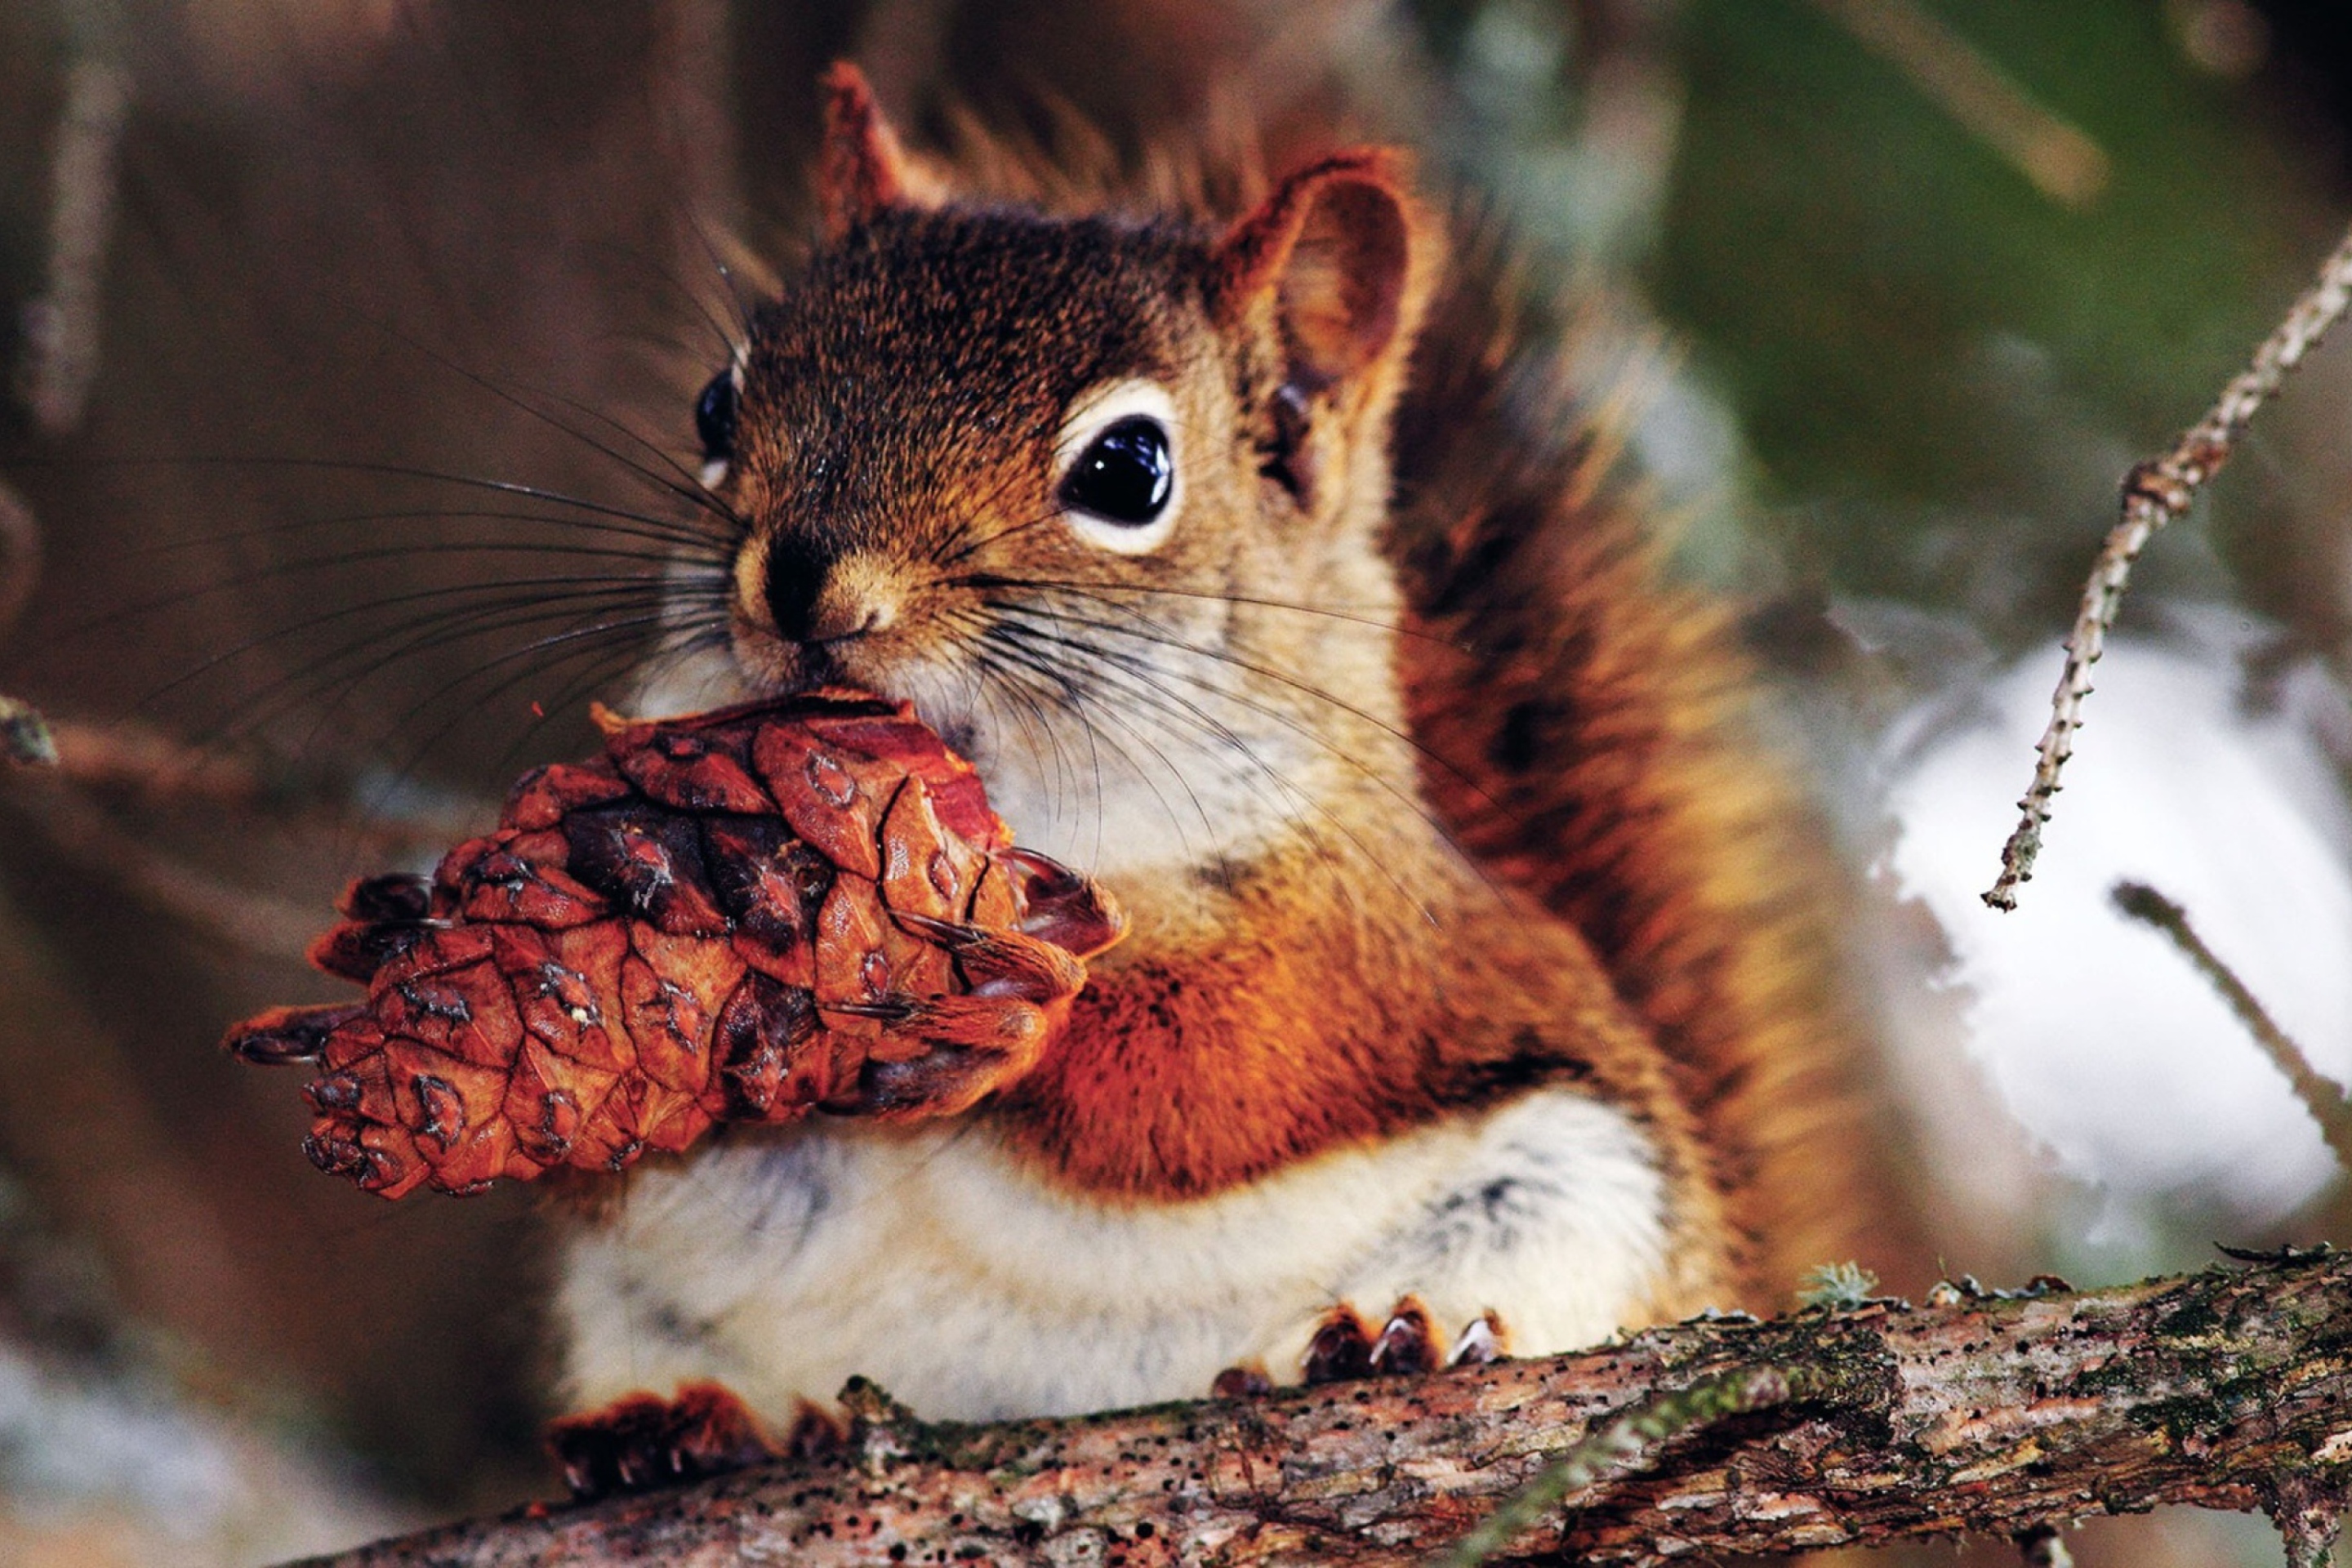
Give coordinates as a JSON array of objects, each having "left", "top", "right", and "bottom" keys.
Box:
[{"left": 1386, "top": 233, "right": 1915, "bottom": 1303}]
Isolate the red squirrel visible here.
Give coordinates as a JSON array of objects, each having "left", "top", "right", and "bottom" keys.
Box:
[{"left": 553, "top": 63, "right": 1895, "bottom": 1469}]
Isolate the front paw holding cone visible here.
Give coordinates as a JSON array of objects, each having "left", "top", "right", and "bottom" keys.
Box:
[{"left": 225, "top": 691, "right": 1124, "bottom": 1198}]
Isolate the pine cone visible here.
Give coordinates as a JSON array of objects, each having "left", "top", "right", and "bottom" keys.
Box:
[{"left": 226, "top": 692, "right": 1125, "bottom": 1199}]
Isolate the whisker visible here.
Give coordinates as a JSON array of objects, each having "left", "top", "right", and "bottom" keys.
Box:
[
  {"left": 987, "top": 613, "right": 1450, "bottom": 924},
  {"left": 137, "top": 574, "right": 706, "bottom": 716},
  {"left": 364, "top": 323, "right": 746, "bottom": 532},
  {"left": 574, "top": 234, "right": 748, "bottom": 365},
  {"left": 51, "top": 455, "right": 725, "bottom": 550},
  {"left": 117, "top": 504, "right": 731, "bottom": 565},
  {"left": 168, "top": 587, "right": 711, "bottom": 760},
  {"left": 76, "top": 540, "right": 715, "bottom": 645},
  {"left": 1001, "top": 593, "right": 1494, "bottom": 811},
  {"left": 350, "top": 612, "right": 702, "bottom": 808},
  {"left": 972, "top": 631, "right": 1199, "bottom": 866},
  {"left": 987, "top": 620, "right": 1339, "bottom": 870},
  {"left": 951, "top": 569, "right": 1463, "bottom": 649}
]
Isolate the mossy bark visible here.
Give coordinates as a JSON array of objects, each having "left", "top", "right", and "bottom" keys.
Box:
[{"left": 293, "top": 1253, "right": 2352, "bottom": 1566}]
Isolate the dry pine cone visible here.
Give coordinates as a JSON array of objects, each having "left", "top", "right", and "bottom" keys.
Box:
[{"left": 226, "top": 692, "right": 1125, "bottom": 1198}]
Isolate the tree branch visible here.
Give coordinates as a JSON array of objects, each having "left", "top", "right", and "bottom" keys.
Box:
[
  {"left": 293, "top": 1252, "right": 2352, "bottom": 1566},
  {"left": 1984, "top": 215, "right": 2352, "bottom": 911},
  {"left": 2114, "top": 879, "right": 2352, "bottom": 1174}
]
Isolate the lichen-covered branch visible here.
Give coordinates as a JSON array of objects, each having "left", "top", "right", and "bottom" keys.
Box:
[
  {"left": 294, "top": 1252, "right": 2352, "bottom": 1567},
  {"left": 1984, "top": 216, "right": 2352, "bottom": 911}
]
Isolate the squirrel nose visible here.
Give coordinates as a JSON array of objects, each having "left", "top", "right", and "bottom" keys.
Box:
[{"left": 764, "top": 538, "right": 898, "bottom": 646}]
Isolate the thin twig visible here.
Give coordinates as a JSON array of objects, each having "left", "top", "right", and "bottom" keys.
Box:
[
  {"left": 1428, "top": 1363, "right": 1815, "bottom": 1568},
  {"left": 2111, "top": 880, "right": 2352, "bottom": 1174},
  {"left": 2, "top": 774, "right": 319, "bottom": 957},
  {"left": 1984, "top": 219, "right": 2352, "bottom": 911},
  {"left": 1803, "top": 0, "right": 2107, "bottom": 206}
]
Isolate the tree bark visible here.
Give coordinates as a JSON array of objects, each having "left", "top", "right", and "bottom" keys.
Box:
[{"left": 292, "top": 1251, "right": 2352, "bottom": 1566}]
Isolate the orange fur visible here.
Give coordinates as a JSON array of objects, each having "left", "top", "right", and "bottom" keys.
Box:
[{"left": 687, "top": 68, "right": 1904, "bottom": 1316}]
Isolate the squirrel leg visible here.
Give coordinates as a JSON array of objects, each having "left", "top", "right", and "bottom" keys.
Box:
[
  {"left": 823, "top": 912, "right": 1084, "bottom": 1116},
  {"left": 891, "top": 907, "right": 1089, "bottom": 1000},
  {"left": 826, "top": 993, "right": 1051, "bottom": 1117},
  {"left": 545, "top": 1379, "right": 778, "bottom": 1501}
]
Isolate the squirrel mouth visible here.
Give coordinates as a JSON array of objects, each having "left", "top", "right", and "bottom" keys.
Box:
[{"left": 731, "top": 631, "right": 987, "bottom": 778}]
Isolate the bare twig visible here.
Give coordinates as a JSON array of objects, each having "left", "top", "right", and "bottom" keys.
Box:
[
  {"left": 2113, "top": 880, "right": 2352, "bottom": 1174},
  {"left": 1984, "top": 218, "right": 2352, "bottom": 910},
  {"left": 292, "top": 1254, "right": 2352, "bottom": 1566},
  {"left": 2, "top": 773, "right": 320, "bottom": 957},
  {"left": 17, "top": 55, "right": 133, "bottom": 436},
  {"left": 0, "top": 715, "right": 465, "bottom": 957},
  {"left": 1803, "top": 0, "right": 2107, "bottom": 206},
  {"left": 36, "top": 715, "right": 274, "bottom": 808}
]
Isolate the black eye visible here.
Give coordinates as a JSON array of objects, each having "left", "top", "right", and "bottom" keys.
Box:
[
  {"left": 1060, "top": 416, "right": 1173, "bottom": 525},
  {"left": 695, "top": 371, "right": 738, "bottom": 463}
]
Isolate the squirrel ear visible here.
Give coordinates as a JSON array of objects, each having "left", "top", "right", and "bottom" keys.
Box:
[
  {"left": 816, "top": 62, "right": 922, "bottom": 239},
  {"left": 1212, "top": 149, "right": 1428, "bottom": 393}
]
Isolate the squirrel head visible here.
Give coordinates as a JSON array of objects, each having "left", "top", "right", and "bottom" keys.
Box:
[{"left": 702, "top": 64, "right": 1441, "bottom": 879}]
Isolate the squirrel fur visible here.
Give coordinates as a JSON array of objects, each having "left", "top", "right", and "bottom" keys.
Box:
[{"left": 558, "top": 63, "right": 1897, "bottom": 1432}]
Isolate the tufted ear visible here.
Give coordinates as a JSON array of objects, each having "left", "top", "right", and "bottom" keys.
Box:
[
  {"left": 816, "top": 62, "right": 924, "bottom": 239},
  {"left": 1211, "top": 149, "right": 1429, "bottom": 395}
]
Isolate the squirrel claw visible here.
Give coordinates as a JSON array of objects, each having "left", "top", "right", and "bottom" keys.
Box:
[
  {"left": 1303, "top": 1306, "right": 1377, "bottom": 1383},
  {"left": 1303, "top": 1298, "right": 1506, "bottom": 1385},
  {"left": 824, "top": 992, "right": 1052, "bottom": 1117},
  {"left": 823, "top": 912, "right": 1091, "bottom": 1118},
  {"left": 1446, "top": 1311, "right": 1506, "bottom": 1367},
  {"left": 546, "top": 1380, "right": 777, "bottom": 1502},
  {"left": 1000, "top": 846, "right": 1128, "bottom": 959},
  {"left": 891, "top": 911, "right": 1088, "bottom": 1002},
  {"left": 1211, "top": 1362, "right": 1275, "bottom": 1398},
  {"left": 1368, "top": 1298, "right": 1441, "bottom": 1375}
]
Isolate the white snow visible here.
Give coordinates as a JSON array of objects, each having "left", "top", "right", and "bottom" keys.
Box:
[{"left": 1885, "top": 623, "right": 2352, "bottom": 1218}]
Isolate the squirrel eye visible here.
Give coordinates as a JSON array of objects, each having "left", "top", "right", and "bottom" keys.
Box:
[
  {"left": 694, "top": 371, "right": 738, "bottom": 466},
  {"left": 1059, "top": 416, "right": 1173, "bottom": 526}
]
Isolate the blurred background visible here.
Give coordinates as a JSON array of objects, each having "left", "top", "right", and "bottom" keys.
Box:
[{"left": 3, "top": 0, "right": 2352, "bottom": 1561}]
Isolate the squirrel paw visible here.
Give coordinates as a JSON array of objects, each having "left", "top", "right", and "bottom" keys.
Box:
[
  {"left": 1213, "top": 1299, "right": 1508, "bottom": 1394},
  {"left": 826, "top": 911, "right": 1087, "bottom": 1117},
  {"left": 546, "top": 1380, "right": 778, "bottom": 1501}
]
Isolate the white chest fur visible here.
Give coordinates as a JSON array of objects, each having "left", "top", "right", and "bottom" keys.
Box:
[{"left": 559, "top": 1086, "right": 1674, "bottom": 1423}]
